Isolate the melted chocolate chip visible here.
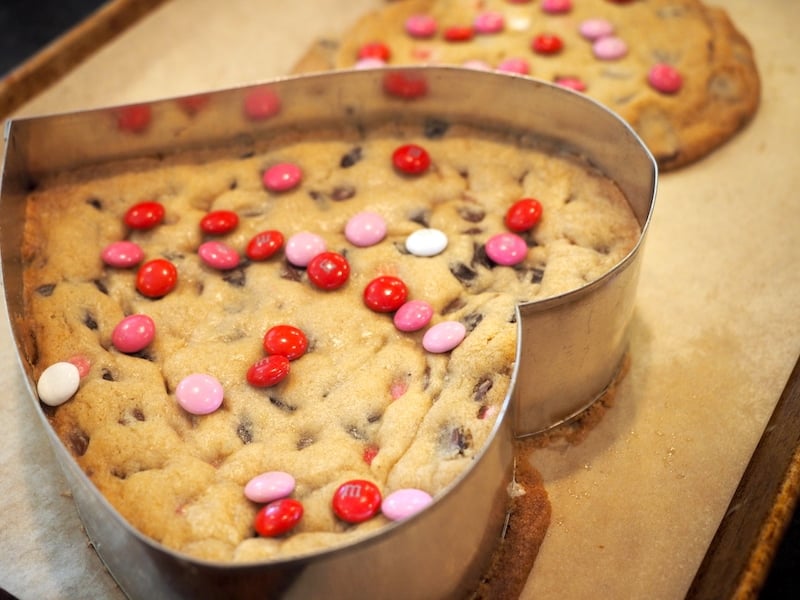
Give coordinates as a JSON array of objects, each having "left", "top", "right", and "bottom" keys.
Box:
[
  {"left": 68, "top": 429, "right": 90, "bottom": 457},
  {"left": 473, "top": 377, "right": 493, "bottom": 402},
  {"left": 101, "top": 368, "right": 115, "bottom": 381},
  {"left": 93, "top": 279, "right": 109, "bottom": 295},
  {"left": 36, "top": 283, "right": 56, "bottom": 297},
  {"left": 111, "top": 468, "right": 128, "bottom": 480},
  {"left": 229, "top": 179, "right": 239, "bottom": 190},
  {"left": 237, "top": 420, "right": 254, "bottom": 444},
  {"left": 280, "top": 262, "right": 304, "bottom": 282},
  {"left": 86, "top": 197, "right": 103, "bottom": 210},
  {"left": 133, "top": 408, "right": 145, "bottom": 421},
  {"left": 269, "top": 396, "right": 297, "bottom": 413},
  {"left": 439, "top": 425, "right": 472, "bottom": 457},
  {"left": 131, "top": 348, "right": 155, "bottom": 362},
  {"left": 223, "top": 267, "right": 247, "bottom": 287},
  {"left": 331, "top": 185, "right": 356, "bottom": 201},
  {"left": 457, "top": 206, "right": 485, "bottom": 223},
  {"left": 424, "top": 118, "right": 450, "bottom": 139},
  {"left": 449, "top": 262, "right": 478, "bottom": 284},
  {"left": 476, "top": 405, "right": 489, "bottom": 419},
  {"left": 83, "top": 312, "right": 98, "bottom": 330},
  {"left": 296, "top": 435, "right": 315, "bottom": 450},
  {"left": 463, "top": 312, "right": 484, "bottom": 333},
  {"left": 472, "top": 244, "right": 493, "bottom": 270},
  {"left": 340, "top": 146, "right": 363, "bottom": 168},
  {"left": 442, "top": 297, "right": 466, "bottom": 315},
  {"left": 408, "top": 210, "right": 430, "bottom": 227},
  {"left": 346, "top": 425, "right": 366, "bottom": 441},
  {"left": 516, "top": 266, "right": 545, "bottom": 284},
  {"left": 367, "top": 413, "right": 382, "bottom": 424}
]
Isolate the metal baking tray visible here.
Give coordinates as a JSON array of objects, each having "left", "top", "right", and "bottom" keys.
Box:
[{"left": 0, "top": 67, "right": 656, "bottom": 599}]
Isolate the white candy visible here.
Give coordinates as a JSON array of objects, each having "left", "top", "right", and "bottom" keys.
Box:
[
  {"left": 405, "top": 228, "right": 448, "bottom": 257},
  {"left": 36, "top": 362, "right": 80, "bottom": 407}
]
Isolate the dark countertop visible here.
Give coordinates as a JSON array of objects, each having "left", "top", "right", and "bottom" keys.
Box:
[{"left": 0, "top": 1, "right": 797, "bottom": 598}]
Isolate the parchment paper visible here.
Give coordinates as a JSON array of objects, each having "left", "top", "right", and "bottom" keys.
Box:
[{"left": 1, "top": 1, "right": 797, "bottom": 598}]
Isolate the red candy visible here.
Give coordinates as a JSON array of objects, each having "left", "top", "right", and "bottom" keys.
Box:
[
  {"left": 443, "top": 25, "right": 474, "bottom": 42},
  {"left": 263, "top": 325, "right": 308, "bottom": 361},
  {"left": 363, "top": 445, "right": 379, "bottom": 466},
  {"left": 392, "top": 144, "right": 431, "bottom": 175},
  {"left": 363, "top": 276, "right": 408, "bottom": 313},
  {"left": 200, "top": 210, "right": 239, "bottom": 234},
  {"left": 254, "top": 498, "right": 304, "bottom": 537},
  {"left": 307, "top": 251, "right": 350, "bottom": 290},
  {"left": 358, "top": 41, "right": 391, "bottom": 62},
  {"left": 332, "top": 480, "right": 382, "bottom": 523},
  {"left": 383, "top": 72, "right": 428, "bottom": 99},
  {"left": 176, "top": 94, "right": 210, "bottom": 115},
  {"left": 136, "top": 259, "right": 177, "bottom": 298},
  {"left": 247, "top": 355, "right": 291, "bottom": 387},
  {"left": 116, "top": 104, "right": 151, "bottom": 133},
  {"left": 532, "top": 34, "right": 564, "bottom": 55},
  {"left": 246, "top": 230, "right": 284, "bottom": 261},
  {"left": 124, "top": 201, "right": 165, "bottom": 229},
  {"left": 648, "top": 63, "right": 683, "bottom": 94},
  {"left": 505, "top": 198, "right": 543, "bottom": 232}
]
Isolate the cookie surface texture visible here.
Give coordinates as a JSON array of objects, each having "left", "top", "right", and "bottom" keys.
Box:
[{"left": 305, "top": 0, "right": 760, "bottom": 170}]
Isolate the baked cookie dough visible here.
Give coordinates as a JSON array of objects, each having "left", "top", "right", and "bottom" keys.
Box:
[
  {"left": 22, "top": 120, "right": 639, "bottom": 562},
  {"left": 293, "top": 0, "right": 760, "bottom": 171}
]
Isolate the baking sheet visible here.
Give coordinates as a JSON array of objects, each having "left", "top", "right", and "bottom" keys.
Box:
[{"left": 1, "top": 1, "right": 798, "bottom": 598}]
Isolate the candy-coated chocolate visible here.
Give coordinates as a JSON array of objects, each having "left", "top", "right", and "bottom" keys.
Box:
[
  {"left": 263, "top": 325, "right": 308, "bottom": 360},
  {"left": 556, "top": 76, "right": 588, "bottom": 92},
  {"left": 474, "top": 11, "right": 504, "bottom": 34},
  {"left": 67, "top": 354, "right": 92, "bottom": 378},
  {"left": 648, "top": 63, "right": 683, "bottom": 94},
  {"left": 392, "top": 143, "right": 431, "bottom": 175},
  {"left": 37, "top": 362, "right": 80, "bottom": 407},
  {"left": 505, "top": 198, "right": 543, "bottom": 232},
  {"left": 422, "top": 321, "right": 466, "bottom": 353},
  {"left": 198, "top": 241, "right": 241, "bottom": 270},
  {"left": 285, "top": 231, "right": 326, "bottom": 267},
  {"left": 485, "top": 232, "right": 528, "bottom": 266},
  {"left": 355, "top": 57, "right": 387, "bottom": 70},
  {"left": 345, "top": 211, "right": 387, "bottom": 247},
  {"left": 444, "top": 25, "right": 474, "bottom": 42},
  {"left": 579, "top": 18, "right": 614, "bottom": 41},
  {"left": 200, "top": 210, "right": 239, "bottom": 234},
  {"left": 541, "top": 0, "right": 572, "bottom": 14},
  {"left": 393, "top": 300, "right": 434, "bottom": 332},
  {"left": 101, "top": 240, "right": 144, "bottom": 268},
  {"left": 358, "top": 41, "right": 391, "bottom": 62},
  {"left": 307, "top": 251, "right": 350, "bottom": 290},
  {"left": 405, "top": 228, "right": 447, "bottom": 257},
  {"left": 463, "top": 59, "right": 493, "bottom": 71},
  {"left": 497, "top": 57, "right": 530, "bottom": 75},
  {"left": 243, "top": 87, "right": 281, "bottom": 120},
  {"left": 136, "top": 258, "right": 177, "bottom": 298},
  {"left": 246, "top": 230, "right": 284, "bottom": 261},
  {"left": 116, "top": 104, "right": 151, "bottom": 133},
  {"left": 245, "top": 471, "right": 296, "bottom": 503},
  {"left": 593, "top": 36, "right": 628, "bottom": 60},
  {"left": 363, "top": 276, "right": 408, "bottom": 313},
  {"left": 382, "top": 72, "right": 428, "bottom": 99},
  {"left": 332, "top": 480, "right": 382, "bottom": 523},
  {"left": 405, "top": 14, "right": 437, "bottom": 38},
  {"left": 247, "top": 355, "right": 291, "bottom": 387},
  {"left": 176, "top": 373, "right": 224, "bottom": 415},
  {"left": 112, "top": 314, "right": 156, "bottom": 354},
  {"left": 532, "top": 33, "right": 564, "bottom": 55},
  {"left": 382, "top": 488, "right": 434, "bottom": 521},
  {"left": 263, "top": 162, "right": 303, "bottom": 192},
  {"left": 124, "top": 201, "right": 164, "bottom": 229},
  {"left": 254, "top": 498, "right": 304, "bottom": 537}
]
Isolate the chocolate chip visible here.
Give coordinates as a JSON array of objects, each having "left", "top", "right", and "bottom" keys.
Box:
[
  {"left": 111, "top": 468, "right": 127, "bottom": 480},
  {"left": 409, "top": 209, "right": 430, "bottom": 227},
  {"left": 93, "top": 279, "right": 109, "bottom": 295},
  {"left": 296, "top": 435, "right": 315, "bottom": 450},
  {"left": 86, "top": 197, "right": 103, "bottom": 210},
  {"left": 223, "top": 267, "right": 247, "bottom": 287},
  {"left": 346, "top": 425, "right": 366, "bottom": 441},
  {"left": 516, "top": 266, "right": 545, "bottom": 284},
  {"left": 36, "top": 283, "right": 56, "bottom": 297},
  {"left": 269, "top": 396, "right": 296, "bottom": 413},
  {"left": 450, "top": 262, "right": 478, "bottom": 284},
  {"left": 424, "top": 118, "right": 450, "bottom": 139},
  {"left": 442, "top": 297, "right": 466, "bottom": 315},
  {"left": 463, "top": 312, "right": 484, "bottom": 332},
  {"left": 132, "top": 408, "right": 145, "bottom": 421},
  {"left": 472, "top": 244, "right": 493, "bottom": 270},
  {"left": 473, "top": 377, "right": 493, "bottom": 402},
  {"left": 237, "top": 420, "right": 254, "bottom": 444},
  {"left": 101, "top": 368, "right": 115, "bottom": 381},
  {"left": 439, "top": 425, "right": 472, "bottom": 457},
  {"left": 229, "top": 179, "right": 239, "bottom": 190},
  {"left": 68, "top": 429, "right": 90, "bottom": 457},
  {"left": 457, "top": 206, "right": 485, "bottom": 223},
  {"left": 476, "top": 405, "right": 489, "bottom": 419},
  {"left": 340, "top": 146, "right": 363, "bottom": 168},
  {"left": 331, "top": 185, "right": 356, "bottom": 201},
  {"left": 83, "top": 312, "right": 98, "bottom": 330},
  {"left": 280, "top": 262, "right": 304, "bottom": 282}
]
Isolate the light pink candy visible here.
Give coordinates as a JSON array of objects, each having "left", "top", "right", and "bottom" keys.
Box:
[
  {"left": 497, "top": 57, "right": 530, "bottom": 75},
  {"left": 176, "top": 373, "right": 224, "bottom": 415},
  {"left": 541, "top": 0, "right": 572, "bottom": 14},
  {"left": 648, "top": 63, "right": 683, "bottom": 93},
  {"left": 422, "top": 321, "right": 466, "bottom": 353},
  {"left": 593, "top": 36, "right": 628, "bottom": 60},
  {"left": 473, "top": 11, "right": 504, "bottom": 34},
  {"left": 263, "top": 162, "right": 303, "bottom": 192},
  {"left": 345, "top": 211, "right": 387, "bottom": 247},
  {"left": 285, "top": 231, "right": 326, "bottom": 267},
  {"left": 405, "top": 14, "right": 437, "bottom": 38},
  {"left": 112, "top": 314, "right": 155, "bottom": 353},
  {"left": 198, "top": 241, "right": 240, "bottom": 270},
  {"left": 485, "top": 232, "right": 528, "bottom": 266},
  {"left": 101, "top": 240, "right": 144, "bottom": 268},
  {"left": 579, "top": 18, "right": 614, "bottom": 41},
  {"left": 355, "top": 57, "right": 387, "bottom": 70},
  {"left": 462, "top": 59, "right": 492, "bottom": 71},
  {"left": 393, "top": 300, "right": 434, "bottom": 332},
  {"left": 244, "top": 471, "right": 296, "bottom": 503},
  {"left": 382, "top": 488, "right": 434, "bottom": 521}
]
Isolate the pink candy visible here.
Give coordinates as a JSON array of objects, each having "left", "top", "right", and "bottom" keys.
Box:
[
  {"left": 382, "top": 488, "right": 434, "bottom": 521},
  {"left": 648, "top": 63, "right": 683, "bottom": 93},
  {"left": 579, "top": 18, "right": 614, "bottom": 41},
  {"left": 473, "top": 11, "right": 504, "bottom": 34},
  {"left": 112, "top": 314, "right": 156, "bottom": 353},
  {"left": 405, "top": 14, "right": 437, "bottom": 38},
  {"left": 541, "top": 0, "right": 572, "bottom": 14},
  {"left": 393, "top": 300, "right": 434, "bottom": 332},
  {"left": 263, "top": 162, "right": 303, "bottom": 192},
  {"left": 198, "top": 241, "right": 240, "bottom": 270},
  {"left": 345, "top": 211, "right": 387, "bottom": 247},
  {"left": 175, "top": 373, "right": 224, "bottom": 415},
  {"left": 422, "top": 321, "right": 466, "bottom": 353},
  {"left": 593, "top": 36, "right": 628, "bottom": 60},
  {"left": 101, "top": 241, "right": 144, "bottom": 268},
  {"left": 244, "top": 471, "right": 296, "bottom": 503},
  {"left": 485, "top": 232, "right": 528, "bottom": 266},
  {"left": 243, "top": 87, "right": 281, "bottom": 120},
  {"left": 497, "top": 57, "right": 531, "bottom": 75},
  {"left": 285, "top": 231, "right": 326, "bottom": 267}
]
